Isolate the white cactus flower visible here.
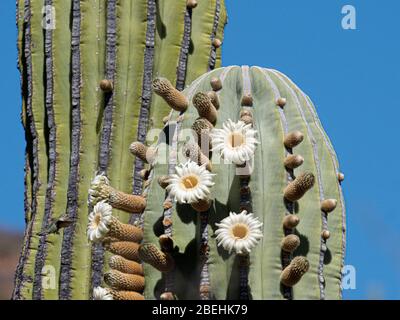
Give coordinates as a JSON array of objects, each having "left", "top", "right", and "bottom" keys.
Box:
[{"left": 215, "top": 210, "right": 263, "bottom": 255}]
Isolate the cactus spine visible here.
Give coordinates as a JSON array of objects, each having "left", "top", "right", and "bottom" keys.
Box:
[{"left": 14, "top": 0, "right": 227, "bottom": 300}]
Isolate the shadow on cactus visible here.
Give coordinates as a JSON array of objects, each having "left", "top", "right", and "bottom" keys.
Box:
[{"left": 89, "top": 66, "right": 346, "bottom": 300}]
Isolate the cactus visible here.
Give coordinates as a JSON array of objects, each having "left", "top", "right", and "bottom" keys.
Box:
[
  {"left": 14, "top": 0, "right": 227, "bottom": 300},
  {"left": 89, "top": 65, "right": 346, "bottom": 300}
]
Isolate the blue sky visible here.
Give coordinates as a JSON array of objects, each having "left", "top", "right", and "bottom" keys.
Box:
[{"left": 1, "top": 0, "right": 399, "bottom": 299}]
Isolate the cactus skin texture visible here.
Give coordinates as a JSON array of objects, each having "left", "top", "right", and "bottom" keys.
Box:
[
  {"left": 138, "top": 66, "right": 345, "bottom": 300},
  {"left": 14, "top": 0, "right": 227, "bottom": 300}
]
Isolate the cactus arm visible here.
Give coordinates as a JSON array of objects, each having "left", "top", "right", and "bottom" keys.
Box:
[
  {"left": 278, "top": 74, "right": 345, "bottom": 299},
  {"left": 141, "top": 66, "right": 344, "bottom": 300}
]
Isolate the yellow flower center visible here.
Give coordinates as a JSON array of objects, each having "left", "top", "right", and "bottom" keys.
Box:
[
  {"left": 228, "top": 132, "right": 245, "bottom": 148},
  {"left": 231, "top": 223, "right": 249, "bottom": 240},
  {"left": 93, "top": 213, "right": 101, "bottom": 228},
  {"left": 181, "top": 175, "right": 199, "bottom": 189}
]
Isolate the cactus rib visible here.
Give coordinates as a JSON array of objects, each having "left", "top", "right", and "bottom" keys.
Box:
[
  {"left": 59, "top": 0, "right": 82, "bottom": 300},
  {"left": 13, "top": 0, "right": 39, "bottom": 299},
  {"left": 261, "top": 67, "right": 298, "bottom": 299},
  {"left": 287, "top": 79, "right": 346, "bottom": 299},
  {"left": 33, "top": 0, "right": 56, "bottom": 299},
  {"left": 236, "top": 66, "right": 252, "bottom": 300},
  {"left": 132, "top": 0, "right": 156, "bottom": 199},
  {"left": 176, "top": 6, "right": 193, "bottom": 91},
  {"left": 208, "top": 0, "right": 222, "bottom": 71},
  {"left": 270, "top": 69, "right": 328, "bottom": 299},
  {"left": 98, "top": 0, "right": 116, "bottom": 173}
]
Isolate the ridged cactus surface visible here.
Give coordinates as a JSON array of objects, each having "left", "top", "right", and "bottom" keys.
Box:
[
  {"left": 102, "top": 66, "right": 344, "bottom": 300},
  {"left": 14, "top": 0, "right": 227, "bottom": 300}
]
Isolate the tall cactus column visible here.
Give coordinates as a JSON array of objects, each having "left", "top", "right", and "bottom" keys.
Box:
[
  {"left": 111, "top": 66, "right": 346, "bottom": 300},
  {"left": 14, "top": 0, "right": 227, "bottom": 300}
]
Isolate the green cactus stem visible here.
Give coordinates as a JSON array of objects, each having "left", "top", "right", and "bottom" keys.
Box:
[{"left": 14, "top": 0, "right": 227, "bottom": 300}]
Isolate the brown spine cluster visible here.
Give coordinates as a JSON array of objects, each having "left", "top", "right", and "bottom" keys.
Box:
[
  {"left": 186, "top": 0, "right": 198, "bottom": 9},
  {"left": 210, "top": 77, "right": 222, "bottom": 91},
  {"left": 191, "top": 199, "right": 212, "bottom": 212},
  {"left": 284, "top": 131, "right": 304, "bottom": 149},
  {"left": 192, "top": 118, "right": 213, "bottom": 147},
  {"left": 193, "top": 92, "right": 218, "bottom": 124},
  {"left": 129, "top": 141, "right": 157, "bottom": 164},
  {"left": 99, "top": 79, "right": 113, "bottom": 92},
  {"left": 109, "top": 255, "right": 144, "bottom": 275},
  {"left": 207, "top": 91, "right": 220, "bottom": 110},
  {"left": 107, "top": 216, "right": 144, "bottom": 243},
  {"left": 139, "top": 168, "right": 150, "bottom": 180},
  {"left": 160, "top": 292, "right": 175, "bottom": 300},
  {"left": 241, "top": 94, "right": 253, "bottom": 106},
  {"left": 321, "top": 230, "right": 331, "bottom": 240},
  {"left": 321, "top": 199, "right": 337, "bottom": 213},
  {"left": 284, "top": 172, "right": 315, "bottom": 202},
  {"left": 138, "top": 243, "right": 175, "bottom": 272},
  {"left": 104, "top": 241, "right": 140, "bottom": 261},
  {"left": 284, "top": 154, "right": 304, "bottom": 170},
  {"left": 280, "top": 256, "right": 310, "bottom": 287},
  {"left": 110, "top": 289, "right": 145, "bottom": 300},
  {"left": 276, "top": 97, "right": 287, "bottom": 108},
  {"left": 157, "top": 175, "right": 170, "bottom": 189},
  {"left": 152, "top": 77, "right": 189, "bottom": 112},
  {"left": 183, "top": 142, "right": 212, "bottom": 171},
  {"left": 107, "top": 187, "right": 147, "bottom": 213},
  {"left": 282, "top": 215, "right": 300, "bottom": 229},
  {"left": 212, "top": 38, "right": 222, "bottom": 48},
  {"left": 240, "top": 109, "right": 253, "bottom": 125},
  {"left": 104, "top": 270, "right": 145, "bottom": 291},
  {"left": 281, "top": 234, "right": 300, "bottom": 253}
]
